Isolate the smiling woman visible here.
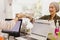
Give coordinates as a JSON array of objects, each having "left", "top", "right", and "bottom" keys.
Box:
[{"left": 39, "top": 2, "right": 60, "bottom": 26}]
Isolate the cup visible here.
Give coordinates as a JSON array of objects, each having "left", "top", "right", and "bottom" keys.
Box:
[{"left": 9, "top": 36, "right": 15, "bottom": 40}]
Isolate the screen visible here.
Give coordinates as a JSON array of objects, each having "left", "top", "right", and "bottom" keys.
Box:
[
  {"left": 31, "top": 20, "right": 51, "bottom": 38},
  {"left": 11, "top": 21, "right": 22, "bottom": 32}
]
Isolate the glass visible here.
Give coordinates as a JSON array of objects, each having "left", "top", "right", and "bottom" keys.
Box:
[
  {"left": 1, "top": 33, "right": 8, "bottom": 40},
  {"left": 9, "top": 36, "right": 15, "bottom": 40},
  {"left": 0, "top": 36, "right": 4, "bottom": 40}
]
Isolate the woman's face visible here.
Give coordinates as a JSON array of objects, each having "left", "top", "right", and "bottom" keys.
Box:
[{"left": 49, "top": 4, "right": 56, "bottom": 15}]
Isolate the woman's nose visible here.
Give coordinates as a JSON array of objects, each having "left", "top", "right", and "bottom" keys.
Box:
[{"left": 49, "top": 8, "right": 53, "bottom": 12}]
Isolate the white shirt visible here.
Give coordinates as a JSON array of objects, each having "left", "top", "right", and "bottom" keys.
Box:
[{"left": 22, "top": 18, "right": 33, "bottom": 29}]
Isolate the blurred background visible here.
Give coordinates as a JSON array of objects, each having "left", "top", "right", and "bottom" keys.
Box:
[{"left": 0, "top": 0, "right": 60, "bottom": 19}]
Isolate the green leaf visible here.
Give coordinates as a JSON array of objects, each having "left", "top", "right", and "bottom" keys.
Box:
[{"left": 58, "top": 32, "right": 60, "bottom": 37}]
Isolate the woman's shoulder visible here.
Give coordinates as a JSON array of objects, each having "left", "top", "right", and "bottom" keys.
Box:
[
  {"left": 39, "top": 15, "right": 50, "bottom": 20},
  {"left": 56, "top": 15, "right": 60, "bottom": 20}
]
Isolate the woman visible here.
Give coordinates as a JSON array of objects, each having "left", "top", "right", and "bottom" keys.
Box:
[
  {"left": 15, "top": 13, "right": 33, "bottom": 35},
  {"left": 39, "top": 2, "right": 60, "bottom": 26},
  {"left": 39, "top": 2, "right": 60, "bottom": 40}
]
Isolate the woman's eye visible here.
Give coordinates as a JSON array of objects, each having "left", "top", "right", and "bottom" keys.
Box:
[{"left": 50, "top": 7, "right": 53, "bottom": 8}]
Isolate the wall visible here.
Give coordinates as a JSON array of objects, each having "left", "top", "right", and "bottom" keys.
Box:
[
  {"left": 12, "top": 0, "right": 39, "bottom": 18},
  {"left": 0, "top": 0, "right": 13, "bottom": 19},
  {"left": 0, "top": 0, "right": 5, "bottom": 19},
  {"left": 5, "top": 0, "right": 13, "bottom": 19}
]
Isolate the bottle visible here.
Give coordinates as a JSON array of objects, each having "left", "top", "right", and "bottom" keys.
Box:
[
  {"left": 56, "top": 20, "right": 59, "bottom": 28},
  {"left": 55, "top": 20, "right": 59, "bottom": 35}
]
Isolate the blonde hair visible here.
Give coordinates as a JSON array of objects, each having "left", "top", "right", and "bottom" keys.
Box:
[
  {"left": 16, "top": 13, "right": 26, "bottom": 18},
  {"left": 15, "top": 13, "right": 34, "bottom": 23}
]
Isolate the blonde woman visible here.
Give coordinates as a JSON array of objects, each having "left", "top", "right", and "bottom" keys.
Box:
[{"left": 15, "top": 13, "right": 33, "bottom": 35}]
